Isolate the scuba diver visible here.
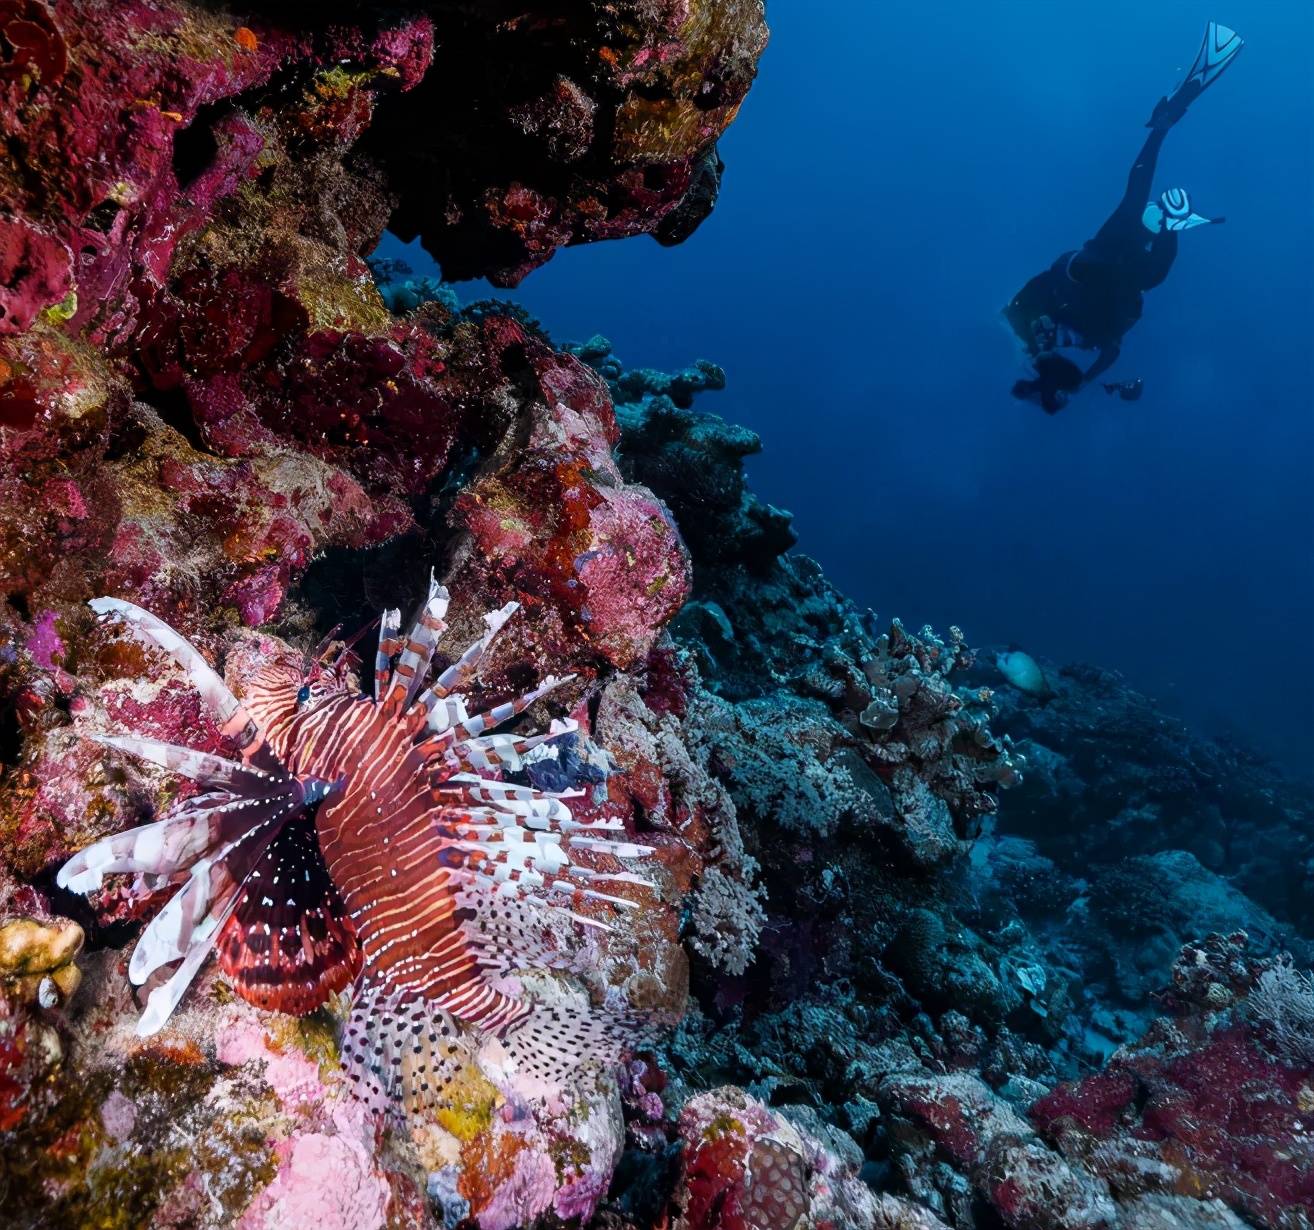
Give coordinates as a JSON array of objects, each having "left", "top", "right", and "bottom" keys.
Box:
[{"left": 1004, "top": 22, "right": 1243, "bottom": 414}]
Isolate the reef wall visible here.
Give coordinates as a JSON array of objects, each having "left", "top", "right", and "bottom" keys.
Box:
[
  {"left": 0, "top": 3, "right": 765, "bottom": 1225},
  {"left": 580, "top": 340, "right": 1314, "bottom": 1230}
]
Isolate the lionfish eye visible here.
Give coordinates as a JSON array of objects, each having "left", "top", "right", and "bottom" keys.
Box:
[{"left": 296, "top": 684, "right": 311, "bottom": 705}]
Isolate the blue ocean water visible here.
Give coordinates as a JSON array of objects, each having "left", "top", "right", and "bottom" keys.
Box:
[{"left": 379, "top": 0, "right": 1314, "bottom": 774}]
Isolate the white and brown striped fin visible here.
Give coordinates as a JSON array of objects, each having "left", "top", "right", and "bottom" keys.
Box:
[
  {"left": 126, "top": 794, "right": 296, "bottom": 989},
  {"left": 57, "top": 737, "right": 292, "bottom": 894},
  {"left": 130, "top": 804, "right": 290, "bottom": 1036},
  {"left": 58, "top": 735, "right": 334, "bottom": 1036},
  {"left": 89, "top": 735, "right": 285, "bottom": 793},
  {"left": 382, "top": 574, "right": 450, "bottom": 714},
  {"left": 440, "top": 673, "right": 575, "bottom": 744},
  {"left": 419, "top": 691, "right": 470, "bottom": 734},
  {"left": 374, "top": 607, "right": 402, "bottom": 700},
  {"left": 58, "top": 792, "right": 251, "bottom": 894},
  {"left": 89, "top": 598, "right": 274, "bottom": 768},
  {"left": 422, "top": 601, "right": 520, "bottom": 705},
  {"left": 446, "top": 718, "right": 579, "bottom": 775}
]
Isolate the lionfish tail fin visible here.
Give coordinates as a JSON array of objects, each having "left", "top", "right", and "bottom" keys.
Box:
[
  {"left": 88, "top": 598, "right": 270, "bottom": 764},
  {"left": 495, "top": 993, "right": 650, "bottom": 1102},
  {"left": 341, "top": 982, "right": 474, "bottom": 1121}
]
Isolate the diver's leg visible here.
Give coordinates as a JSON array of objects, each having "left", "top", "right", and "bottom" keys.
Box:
[
  {"left": 1089, "top": 126, "right": 1168, "bottom": 251},
  {"left": 1139, "top": 228, "right": 1179, "bottom": 290}
]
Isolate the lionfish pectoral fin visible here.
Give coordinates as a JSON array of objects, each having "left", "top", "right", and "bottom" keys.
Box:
[
  {"left": 216, "top": 814, "right": 360, "bottom": 1017},
  {"left": 135, "top": 899, "right": 239, "bottom": 1036},
  {"left": 89, "top": 735, "right": 281, "bottom": 792},
  {"left": 61, "top": 741, "right": 310, "bottom": 1033},
  {"left": 340, "top": 982, "right": 473, "bottom": 1121},
  {"left": 126, "top": 802, "right": 286, "bottom": 988},
  {"left": 57, "top": 739, "right": 291, "bottom": 896},
  {"left": 57, "top": 801, "right": 224, "bottom": 895},
  {"left": 88, "top": 598, "right": 274, "bottom": 767}
]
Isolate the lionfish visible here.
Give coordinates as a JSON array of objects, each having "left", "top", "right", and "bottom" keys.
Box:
[{"left": 57, "top": 576, "right": 654, "bottom": 1115}]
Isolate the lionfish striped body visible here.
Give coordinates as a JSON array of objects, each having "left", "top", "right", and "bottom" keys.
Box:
[{"left": 58, "top": 577, "right": 653, "bottom": 1114}]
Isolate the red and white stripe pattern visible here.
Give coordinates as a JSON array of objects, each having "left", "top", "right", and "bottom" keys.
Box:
[{"left": 59, "top": 577, "right": 654, "bottom": 1116}]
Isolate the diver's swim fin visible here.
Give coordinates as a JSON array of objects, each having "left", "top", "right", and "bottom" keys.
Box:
[
  {"left": 1161, "top": 188, "right": 1224, "bottom": 231},
  {"left": 1148, "top": 22, "right": 1243, "bottom": 129}
]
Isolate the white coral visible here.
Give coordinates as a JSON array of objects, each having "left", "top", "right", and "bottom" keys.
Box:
[
  {"left": 1249, "top": 954, "right": 1314, "bottom": 1065},
  {"left": 687, "top": 864, "right": 767, "bottom": 977}
]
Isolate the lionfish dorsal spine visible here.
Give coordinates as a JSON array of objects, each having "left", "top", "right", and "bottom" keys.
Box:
[
  {"left": 374, "top": 606, "right": 403, "bottom": 699},
  {"left": 382, "top": 573, "right": 450, "bottom": 713}
]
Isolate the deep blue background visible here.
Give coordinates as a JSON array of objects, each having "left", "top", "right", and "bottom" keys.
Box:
[{"left": 380, "top": 1, "right": 1314, "bottom": 774}]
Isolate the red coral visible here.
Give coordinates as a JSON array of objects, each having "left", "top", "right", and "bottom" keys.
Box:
[
  {"left": 452, "top": 316, "right": 689, "bottom": 671},
  {"left": 1030, "top": 1069, "right": 1138, "bottom": 1139},
  {"left": 0, "top": 217, "right": 71, "bottom": 334},
  {"left": 682, "top": 1124, "right": 751, "bottom": 1230},
  {"left": 0, "top": 0, "right": 66, "bottom": 89},
  {"left": 1035, "top": 1026, "right": 1314, "bottom": 1227}
]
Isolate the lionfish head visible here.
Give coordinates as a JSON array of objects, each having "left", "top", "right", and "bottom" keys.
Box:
[{"left": 266, "top": 624, "right": 367, "bottom": 715}]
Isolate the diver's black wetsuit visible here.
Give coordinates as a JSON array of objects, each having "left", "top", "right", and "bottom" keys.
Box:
[
  {"left": 1005, "top": 23, "right": 1241, "bottom": 413},
  {"left": 1005, "top": 124, "right": 1178, "bottom": 400}
]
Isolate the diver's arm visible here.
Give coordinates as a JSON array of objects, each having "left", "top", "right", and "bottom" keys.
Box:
[{"left": 1082, "top": 345, "right": 1121, "bottom": 386}]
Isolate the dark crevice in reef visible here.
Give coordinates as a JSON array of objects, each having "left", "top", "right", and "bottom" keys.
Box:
[
  {"left": 0, "top": 691, "right": 20, "bottom": 771},
  {"left": 133, "top": 383, "right": 211, "bottom": 456},
  {"left": 170, "top": 99, "right": 228, "bottom": 190}
]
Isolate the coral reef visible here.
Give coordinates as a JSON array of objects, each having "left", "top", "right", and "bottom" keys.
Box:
[
  {"left": 973, "top": 653, "right": 1314, "bottom": 935},
  {"left": 1031, "top": 935, "right": 1314, "bottom": 1230},
  {"left": 2, "top": 2, "right": 1312, "bottom": 1228},
  {"left": 585, "top": 345, "right": 1314, "bottom": 1230},
  {"left": 0, "top": 3, "right": 757, "bottom": 1225},
  {"left": 368, "top": 4, "right": 769, "bottom": 284}
]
